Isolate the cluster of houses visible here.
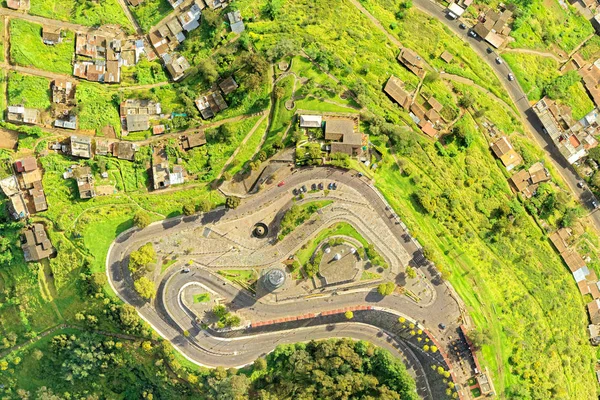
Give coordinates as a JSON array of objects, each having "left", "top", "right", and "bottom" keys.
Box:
[
  {"left": 384, "top": 75, "right": 447, "bottom": 138},
  {"left": 74, "top": 32, "right": 148, "bottom": 84},
  {"left": 195, "top": 76, "right": 238, "bottom": 119},
  {"left": 446, "top": 2, "right": 512, "bottom": 49},
  {"left": 0, "top": 157, "right": 48, "bottom": 220},
  {"left": 532, "top": 97, "right": 599, "bottom": 165},
  {"left": 298, "top": 113, "right": 367, "bottom": 158},
  {"left": 150, "top": 132, "right": 206, "bottom": 190},
  {"left": 120, "top": 99, "right": 163, "bottom": 135}
]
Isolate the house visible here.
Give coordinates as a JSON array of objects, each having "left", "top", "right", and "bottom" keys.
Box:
[
  {"left": 325, "top": 119, "right": 365, "bottom": 157},
  {"left": 105, "top": 60, "right": 121, "bottom": 83},
  {"left": 113, "top": 142, "right": 138, "bottom": 161},
  {"left": 549, "top": 228, "right": 571, "bottom": 254},
  {"left": 152, "top": 162, "right": 171, "bottom": 189},
  {"left": 592, "top": 14, "right": 600, "bottom": 35},
  {"left": 7, "top": 105, "right": 40, "bottom": 125},
  {"left": 42, "top": 26, "right": 62, "bottom": 45},
  {"left": 509, "top": 162, "right": 550, "bottom": 198},
  {"left": 120, "top": 99, "right": 162, "bottom": 117},
  {"left": 205, "top": 0, "right": 224, "bottom": 9},
  {"left": 219, "top": 77, "right": 239, "bottom": 95},
  {"left": 153, "top": 125, "right": 166, "bottom": 135},
  {"left": 70, "top": 135, "right": 93, "bottom": 159},
  {"left": 164, "top": 54, "right": 190, "bottom": 81},
  {"left": 73, "top": 62, "right": 106, "bottom": 82},
  {"left": 29, "top": 181, "right": 48, "bottom": 212},
  {"left": 579, "top": 60, "right": 600, "bottom": 109},
  {"left": 0, "top": 176, "right": 28, "bottom": 220},
  {"left": 533, "top": 97, "right": 598, "bottom": 164},
  {"left": 440, "top": 51, "right": 454, "bottom": 64},
  {"left": 128, "top": 0, "right": 145, "bottom": 5},
  {"left": 181, "top": 132, "right": 207, "bottom": 150},
  {"left": 299, "top": 115, "right": 323, "bottom": 129},
  {"left": 166, "top": 18, "right": 185, "bottom": 42},
  {"left": 15, "top": 157, "right": 37, "bottom": 173},
  {"left": 54, "top": 115, "right": 77, "bottom": 130},
  {"left": 490, "top": 136, "right": 522, "bottom": 171},
  {"left": 167, "top": 0, "right": 184, "bottom": 8},
  {"left": 589, "top": 299, "right": 600, "bottom": 325},
  {"left": 6, "top": 0, "right": 29, "bottom": 10},
  {"left": 563, "top": 250, "right": 586, "bottom": 274},
  {"left": 383, "top": 76, "right": 412, "bottom": 109},
  {"left": 126, "top": 115, "right": 150, "bottom": 132},
  {"left": 96, "top": 139, "right": 111, "bottom": 156},
  {"left": 476, "top": 368, "right": 496, "bottom": 397},
  {"left": 447, "top": 3, "right": 466, "bottom": 18},
  {"left": 178, "top": 3, "right": 202, "bottom": 32},
  {"left": 397, "top": 48, "right": 425, "bottom": 78},
  {"left": 170, "top": 165, "right": 185, "bottom": 185},
  {"left": 195, "top": 92, "right": 228, "bottom": 119},
  {"left": 21, "top": 224, "right": 55, "bottom": 262},
  {"left": 589, "top": 324, "right": 600, "bottom": 346},
  {"left": 227, "top": 10, "right": 245, "bottom": 34},
  {"left": 472, "top": 9, "right": 512, "bottom": 48},
  {"left": 76, "top": 33, "right": 107, "bottom": 59},
  {"left": 52, "top": 79, "right": 76, "bottom": 104},
  {"left": 74, "top": 166, "right": 96, "bottom": 199}
]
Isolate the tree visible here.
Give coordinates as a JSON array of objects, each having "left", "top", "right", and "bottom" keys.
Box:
[
  {"left": 183, "top": 202, "right": 196, "bottom": 216},
  {"left": 405, "top": 266, "right": 417, "bottom": 279},
  {"left": 423, "top": 71, "right": 439, "bottom": 84},
  {"left": 32, "top": 349, "right": 43, "bottom": 360},
  {"left": 199, "top": 199, "right": 212, "bottom": 213},
  {"left": 198, "top": 58, "right": 219, "bottom": 85},
  {"left": 458, "top": 93, "right": 474, "bottom": 109},
  {"left": 129, "top": 243, "right": 156, "bottom": 274},
  {"left": 545, "top": 71, "right": 581, "bottom": 100},
  {"left": 263, "top": 0, "right": 283, "bottom": 20},
  {"left": 142, "top": 341, "right": 153, "bottom": 352},
  {"left": 226, "top": 196, "right": 241, "bottom": 209},
  {"left": 345, "top": 311, "right": 354, "bottom": 320},
  {"left": 254, "top": 357, "right": 267, "bottom": 371},
  {"left": 377, "top": 281, "right": 395, "bottom": 296},
  {"left": 134, "top": 277, "right": 157, "bottom": 299},
  {"left": 133, "top": 211, "right": 151, "bottom": 229},
  {"left": 202, "top": 8, "right": 221, "bottom": 31}
]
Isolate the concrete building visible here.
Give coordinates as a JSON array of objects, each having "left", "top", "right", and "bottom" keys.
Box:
[
  {"left": 70, "top": 135, "right": 93, "bottom": 159},
  {"left": 7, "top": 105, "right": 40, "bottom": 125}
]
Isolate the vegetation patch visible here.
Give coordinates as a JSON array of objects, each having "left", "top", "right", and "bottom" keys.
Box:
[
  {"left": 278, "top": 200, "right": 332, "bottom": 240},
  {"left": 75, "top": 82, "right": 122, "bottom": 135},
  {"left": 9, "top": 19, "right": 74, "bottom": 75},
  {"left": 193, "top": 293, "right": 211, "bottom": 303},
  {"left": 7, "top": 72, "right": 51, "bottom": 109},
  {"left": 217, "top": 269, "right": 258, "bottom": 293},
  {"left": 130, "top": 0, "right": 173, "bottom": 32}
]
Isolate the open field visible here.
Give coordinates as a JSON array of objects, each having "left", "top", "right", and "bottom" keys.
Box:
[
  {"left": 129, "top": 0, "right": 173, "bottom": 32},
  {"left": 75, "top": 81, "right": 122, "bottom": 136},
  {"left": 7, "top": 72, "right": 51, "bottom": 109},
  {"left": 9, "top": 19, "right": 74, "bottom": 75},
  {"left": 29, "top": 0, "right": 133, "bottom": 32}
]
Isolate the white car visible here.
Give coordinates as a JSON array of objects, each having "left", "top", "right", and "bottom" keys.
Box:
[
  {"left": 496, "top": 57, "right": 503, "bottom": 64},
  {"left": 508, "top": 73, "right": 514, "bottom": 81}
]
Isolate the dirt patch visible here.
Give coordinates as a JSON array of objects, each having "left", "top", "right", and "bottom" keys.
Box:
[
  {"left": 0, "top": 129, "right": 18, "bottom": 149},
  {"left": 101, "top": 125, "right": 117, "bottom": 138}
]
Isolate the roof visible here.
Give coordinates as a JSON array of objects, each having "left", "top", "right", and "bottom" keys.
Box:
[
  {"left": 421, "top": 121, "right": 438, "bottom": 138},
  {"left": 440, "top": 51, "right": 454, "bottom": 63},
  {"left": 70, "top": 135, "right": 92, "bottom": 158},
  {"left": 510, "top": 169, "right": 530, "bottom": 192},
  {"left": 219, "top": 77, "right": 239, "bottom": 95},
  {"left": 227, "top": 11, "right": 245, "bottom": 33},
  {"left": 549, "top": 229, "right": 569, "bottom": 254},
  {"left": 153, "top": 125, "right": 166, "bottom": 135},
  {"left": 15, "top": 157, "right": 37, "bottom": 173},
  {"left": 21, "top": 224, "right": 55, "bottom": 262},
  {"left": 428, "top": 97, "right": 444, "bottom": 112},
  {"left": 398, "top": 48, "right": 425, "bottom": 77},
  {"left": 589, "top": 299, "right": 600, "bottom": 324},
  {"left": 299, "top": 115, "right": 323, "bottom": 128},
  {"left": 528, "top": 162, "right": 550, "bottom": 184},
  {"left": 448, "top": 3, "right": 465, "bottom": 16},
  {"left": 105, "top": 60, "right": 120, "bottom": 83},
  {"left": 325, "top": 119, "right": 355, "bottom": 140},
  {"left": 383, "top": 76, "right": 412, "bottom": 109},
  {"left": 491, "top": 136, "right": 522, "bottom": 170},
  {"left": 126, "top": 114, "right": 150, "bottom": 132},
  {"left": 42, "top": 26, "right": 61, "bottom": 43},
  {"left": 113, "top": 142, "right": 137, "bottom": 161},
  {"left": 182, "top": 132, "right": 207, "bottom": 149},
  {"left": 563, "top": 250, "right": 586, "bottom": 273}
]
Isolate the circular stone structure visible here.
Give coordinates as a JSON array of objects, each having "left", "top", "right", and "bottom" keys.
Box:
[
  {"left": 252, "top": 222, "right": 269, "bottom": 238},
  {"left": 261, "top": 268, "right": 287, "bottom": 291},
  {"left": 319, "top": 244, "right": 361, "bottom": 285}
]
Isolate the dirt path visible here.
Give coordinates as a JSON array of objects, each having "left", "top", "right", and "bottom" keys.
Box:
[
  {"left": 568, "top": 33, "right": 596, "bottom": 58},
  {"left": 346, "top": 0, "right": 402, "bottom": 48},
  {"left": 114, "top": 0, "right": 143, "bottom": 35},
  {"left": 501, "top": 47, "right": 566, "bottom": 63},
  {"left": 216, "top": 113, "right": 269, "bottom": 180},
  {"left": 0, "top": 8, "right": 118, "bottom": 35}
]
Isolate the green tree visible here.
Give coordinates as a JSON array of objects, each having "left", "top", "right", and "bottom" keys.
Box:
[
  {"left": 226, "top": 196, "right": 241, "bottom": 209},
  {"left": 377, "top": 281, "right": 395, "bottom": 296},
  {"left": 345, "top": 311, "right": 354, "bottom": 320},
  {"left": 199, "top": 199, "right": 212, "bottom": 213},
  {"left": 405, "top": 266, "right": 417, "bottom": 279},
  {"left": 134, "top": 277, "right": 156, "bottom": 300},
  {"left": 128, "top": 243, "right": 156, "bottom": 274},
  {"left": 133, "top": 210, "right": 151, "bottom": 229},
  {"left": 183, "top": 202, "right": 196, "bottom": 216}
]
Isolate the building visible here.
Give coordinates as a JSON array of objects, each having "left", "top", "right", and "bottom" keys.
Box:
[
  {"left": 73, "top": 61, "right": 106, "bottom": 82},
  {"left": 178, "top": 3, "right": 202, "bottom": 32},
  {"left": 447, "top": 3, "right": 466, "bottom": 18},
  {"left": 440, "top": 51, "right": 454, "bottom": 64},
  {"left": 490, "top": 136, "right": 522, "bottom": 171},
  {"left": 95, "top": 139, "right": 111, "bottom": 156},
  {"left": 70, "top": 135, "right": 93, "bottom": 159},
  {"left": 164, "top": 54, "right": 190, "bottom": 81},
  {"left": 167, "top": 0, "right": 184, "bottom": 8},
  {"left": 7, "top": 105, "right": 40, "bottom": 125},
  {"left": 74, "top": 166, "right": 96, "bottom": 199},
  {"left": 579, "top": 60, "right": 600, "bottom": 109},
  {"left": 153, "top": 125, "right": 166, "bottom": 135},
  {"left": 533, "top": 97, "right": 598, "bottom": 164},
  {"left": 509, "top": 162, "right": 550, "bottom": 198},
  {"left": 589, "top": 299, "right": 600, "bottom": 325},
  {"left": 195, "top": 92, "right": 228, "bottom": 119},
  {"left": 383, "top": 76, "right": 412, "bottom": 109},
  {"left": 152, "top": 162, "right": 171, "bottom": 189},
  {"left": 472, "top": 9, "right": 512, "bottom": 48},
  {"left": 476, "top": 368, "right": 496, "bottom": 397},
  {"left": 219, "top": 77, "right": 239, "bottom": 95},
  {"left": 549, "top": 228, "right": 571, "bottom": 254},
  {"left": 52, "top": 80, "right": 76, "bottom": 104},
  {"left": 0, "top": 176, "right": 28, "bottom": 220},
  {"left": 325, "top": 119, "right": 365, "bottom": 157},
  {"left": 181, "top": 132, "right": 207, "bottom": 150},
  {"left": 126, "top": 115, "right": 150, "bottom": 132},
  {"left": 76, "top": 32, "right": 107, "bottom": 59},
  {"left": 6, "top": 0, "right": 29, "bottom": 10},
  {"left": 299, "top": 115, "right": 323, "bottom": 129},
  {"left": 105, "top": 60, "right": 121, "bottom": 83},
  {"left": 112, "top": 142, "right": 138, "bottom": 161},
  {"left": 15, "top": 157, "right": 37, "bottom": 173},
  {"left": 227, "top": 10, "right": 245, "bottom": 34},
  {"left": 54, "top": 115, "right": 77, "bottom": 130},
  {"left": 21, "top": 224, "right": 55, "bottom": 262},
  {"left": 120, "top": 99, "right": 161, "bottom": 133},
  {"left": 42, "top": 26, "right": 62, "bottom": 45},
  {"left": 589, "top": 324, "right": 600, "bottom": 346},
  {"left": 128, "top": 0, "right": 145, "bottom": 5},
  {"left": 397, "top": 48, "right": 425, "bottom": 78}
]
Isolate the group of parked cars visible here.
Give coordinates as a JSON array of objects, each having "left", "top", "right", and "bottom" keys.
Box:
[{"left": 291, "top": 182, "right": 338, "bottom": 196}]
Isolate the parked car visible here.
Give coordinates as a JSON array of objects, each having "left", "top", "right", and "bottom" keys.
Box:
[
  {"left": 292, "top": 188, "right": 299, "bottom": 196},
  {"left": 468, "top": 30, "right": 477, "bottom": 38},
  {"left": 439, "top": 323, "right": 446, "bottom": 330},
  {"left": 182, "top": 268, "right": 191, "bottom": 273},
  {"left": 277, "top": 181, "right": 285, "bottom": 187},
  {"left": 301, "top": 185, "right": 307, "bottom": 193},
  {"left": 486, "top": 47, "right": 493, "bottom": 54},
  {"left": 318, "top": 183, "right": 324, "bottom": 190},
  {"left": 328, "top": 183, "right": 333, "bottom": 190},
  {"left": 357, "top": 172, "right": 363, "bottom": 177},
  {"left": 495, "top": 57, "right": 503, "bottom": 64},
  {"left": 311, "top": 183, "right": 317, "bottom": 191},
  {"left": 332, "top": 183, "right": 338, "bottom": 190},
  {"left": 459, "top": 23, "right": 467, "bottom": 29},
  {"left": 577, "top": 181, "right": 585, "bottom": 189},
  {"left": 593, "top": 200, "right": 599, "bottom": 209},
  {"left": 508, "top": 73, "right": 514, "bottom": 81}
]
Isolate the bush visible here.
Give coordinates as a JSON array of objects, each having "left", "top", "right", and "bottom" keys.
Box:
[
  {"left": 226, "top": 196, "right": 241, "bottom": 209},
  {"left": 133, "top": 211, "right": 151, "bottom": 229}
]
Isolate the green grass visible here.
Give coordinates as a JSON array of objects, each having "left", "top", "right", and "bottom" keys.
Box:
[
  {"left": 218, "top": 269, "right": 258, "bottom": 293},
  {"left": 0, "top": 18, "right": 4, "bottom": 62},
  {"left": 130, "top": 0, "right": 173, "bottom": 32},
  {"left": 9, "top": 19, "right": 74, "bottom": 75},
  {"left": 7, "top": 72, "right": 51, "bottom": 109},
  {"left": 360, "top": 270, "right": 381, "bottom": 280},
  {"left": 295, "top": 96, "right": 358, "bottom": 113},
  {"left": 75, "top": 81, "right": 122, "bottom": 136},
  {"left": 29, "top": 0, "right": 133, "bottom": 32},
  {"left": 578, "top": 35, "right": 600, "bottom": 62},
  {"left": 295, "top": 222, "right": 369, "bottom": 265},
  {"left": 193, "top": 293, "right": 211, "bottom": 303},
  {"left": 226, "top": 116, "right": 268, "bottom": 177}
]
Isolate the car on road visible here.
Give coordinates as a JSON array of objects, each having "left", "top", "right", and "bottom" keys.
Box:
[
  {"left": 459, "top": 23, "right": 466, "bottom": 29},
  {"left": 439, "top": 323, "right": 446, "bottom": 330},
  {"left": 468, "top": 30, "right": 477, "bottom": 38},
  {"left": 182, "top": 268, "right": 191, "bottom": 273},
  {"left": 331, "top": 183, "right": 338, "bottom": 190},
  {"left": 327, "top": 182, "right": 334, "bottom": 190},
  {"left": 508, "top": 73, "right": 514, "bottom": 81},
  {"left": 357, "top": 172, "right": 363, "bottom": 177},
  {"left": 318, "top": 182, "right": 324, "bottom": 190},
  {"left": 277, "top": 181, "right": 285, "bottom": 187},
  {"left": 311, "top": 183, "right": 317, "bottom": 191},
  {"left": 486, "top": 47, "right": 492, "bottom": 54},
  {"left": 578, "top": 181, "right": 585, "bottom": 189},
  {"left": 495, "top": 57, "right": 503, "bottom": 64}
]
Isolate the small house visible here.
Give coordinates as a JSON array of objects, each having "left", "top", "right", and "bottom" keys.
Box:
[
  {"left": 74, "top": 166, "right": 96, "bottom": 199},
  {"left": 7, "top": 105, "right": 40, "bottom": 125},
  {"left": 21, "top": 224, "right": 55, "bottom": 262},
  {"left": 70, "top": 135, "right": 93, "bottom": 159},
  {"left": 6, "top": 0, "right": 29, "bottom": 10},
  {"left": 42, "top": 26, "right": 62, "bottom": 45},
  {"left": 299, "top": 115, "right": 323, "bottom": 129},
  {"left": 219, "top": 77, "right": 239, "bottom": 95},
  {"left": 490, "top": 136, "right": 522, "bottom": 171},
  {"left": 227, "top": 10, "right": 245, "bottom": 34},
  {"left": 52, "top": 79, "right": 76, "bottom": 104},
  {"left": 384, "top": 76, "right": 412, "bottom": 109},
  {"left": 397, "top": 48, "right": 425, "bottom": 78},
  {"left": 113, "top": 142, "right": 138, "bottom": 161},
  {"left": 182, "top": 132, "right": 207, "bottom": 150}
]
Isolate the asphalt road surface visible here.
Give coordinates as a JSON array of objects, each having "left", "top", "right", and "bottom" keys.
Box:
[{"left": 412, "top": 0, "right": 600, "bottom": 231}]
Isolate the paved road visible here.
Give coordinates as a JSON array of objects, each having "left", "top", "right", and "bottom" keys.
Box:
[
  {"left": 107, "top": 167, "right": 463, "bottom": 398},
  {"left": 410, "top": 0, "right": 600, "bottom": 231}
]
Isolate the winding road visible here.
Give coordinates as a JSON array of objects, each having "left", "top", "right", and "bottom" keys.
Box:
[{"left": 107, "top": 167, "right": 465, "bottom": 399}]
